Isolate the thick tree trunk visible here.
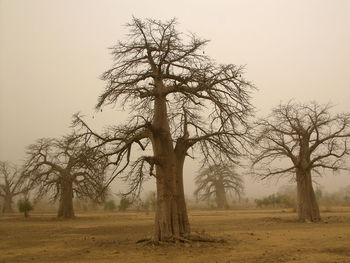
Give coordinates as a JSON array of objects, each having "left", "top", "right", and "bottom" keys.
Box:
[
  {"left": 57, "top": 180, "right": 75, "bottom": 219},
  {"left": 154, "top": 166, "right": 180, "bottom": 241},
  {"left": 2, "top": 195, "right": 13, "bottom": 213},
  {"left": 175, "top": 154, "right": 191, "bottom": 237},
  {"left": 296, "top": 169, "right": 320, "bottom": 222},
  {"left": 215, "top": 181, "right": 228, "bottom": 209},
  {"left": 152, "top": 95, "right": 185, "bottom": 241}
]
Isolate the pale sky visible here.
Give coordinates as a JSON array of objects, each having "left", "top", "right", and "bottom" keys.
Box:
[{"left": 1, "top": 0, "right": 349, "bottom": 198}]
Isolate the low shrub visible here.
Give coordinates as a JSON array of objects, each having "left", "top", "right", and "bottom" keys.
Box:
[{"left": 17, "top": 199, "right": 34, "bottom": 218}]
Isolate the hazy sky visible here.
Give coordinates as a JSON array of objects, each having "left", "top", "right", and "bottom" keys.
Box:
[{"left": 1, "top": 0, "right": 349, "bottom": 198}]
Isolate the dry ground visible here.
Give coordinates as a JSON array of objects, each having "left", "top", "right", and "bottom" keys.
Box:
[{"left": 1, "top": 208, "right": 350, "bottom": 263}]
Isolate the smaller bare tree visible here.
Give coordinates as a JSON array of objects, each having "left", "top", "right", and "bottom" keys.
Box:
[
  {"left": 23, "top": 134, "right": 108, "bottom": 218},
  {"left": 194, "top": 164, "right": 244, "bottom": 209},
  {"left": 0, "top": 161, "right": 28, "bottom": 213},
  {"left": 252, "top": 102, "right": 350, "bottom": 222}
]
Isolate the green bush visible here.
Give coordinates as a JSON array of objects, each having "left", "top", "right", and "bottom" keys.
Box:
[
  {"left": 17, "top": 199, "right": 34, "bottom": 218},
  {"left": 118, "top": 197, "right": 132, "bottom": 211},
  {"left": 255, "top": 194, "right": 295, "bottom": 208},
  {"left": 104, "top": 200, "right": 116, "bottom": 211}
]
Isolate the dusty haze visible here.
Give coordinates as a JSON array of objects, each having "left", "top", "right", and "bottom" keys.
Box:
[{"left": 1, "top": 0, "right": 349, "bottom": 198}]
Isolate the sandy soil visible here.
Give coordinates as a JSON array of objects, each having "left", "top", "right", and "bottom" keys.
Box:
[{"left": 1, "top": 208, "right": 350, "bottom": 263}]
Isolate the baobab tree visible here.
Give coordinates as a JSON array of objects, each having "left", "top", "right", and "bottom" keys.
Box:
[
  {"left": 23, "top": 134, "right": 108, "bottom": 218},
  {"left": 74, "top": 17, "right": 254, "bottom": 241},
  {"left": 194, "top": 164, "right": 244, "bottom": 209},
  {"left": 0, "top": 161, "right": 28, "bottom": 213},
  {"left": 252, "top": 102, "right": 350, "bottom": 222}
]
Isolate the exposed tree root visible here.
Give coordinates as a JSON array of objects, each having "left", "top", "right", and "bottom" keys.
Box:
[
  {"left": 136, "top": 233, "right": 226, "bottom": 245},
  {"left": 299, "top": 218, "right": 322, "bottom": 223},
  {"left": 136, "top": 238, "right": 152, "bottom": 244}
]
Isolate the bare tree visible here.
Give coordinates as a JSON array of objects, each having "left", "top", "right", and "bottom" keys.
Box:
[
  {"left": 74, "top": 18, "right": 254, "bottom": 241},
  {"left": 0, "top": 161, "right": 28, "bottom": 213},
  {"left": 252, "top": 102, "right": 350, "bottom": 222},
  {"left": 23, "top": 134, "right": 108, "bottom": 218},
  {"left": 194, "top": 164, "right": 244, "bottom": 209}
]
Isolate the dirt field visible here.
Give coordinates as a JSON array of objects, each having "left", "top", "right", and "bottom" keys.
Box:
[{"left": 1, "top": 208, "right": 350, "bottom": 263}]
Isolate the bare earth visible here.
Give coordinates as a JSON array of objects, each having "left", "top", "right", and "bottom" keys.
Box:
[{"left": 1, "top": 208, "right": 350, "bottom": 263}]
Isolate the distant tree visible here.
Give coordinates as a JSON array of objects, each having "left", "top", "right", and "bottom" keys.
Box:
[
  {"left": 74, "top": 17, "right": 254, "bottom": 241},
  {"left": 17, "top": 198, "right": 34, "bottom": 218},
  {"left": 118, "top": 196, "right": 132, "bottom": 211},
  {"left": 315, "top": 187, "right": 323, "bottom": 201},
  {"left": 145, "top": 191, "right": 156, "bottom": 212},
  {"left": 252, "top": 102, "right": 350, "bottom": 222},
  {"left": 278, "top": 185, "right": 296, "bottom": 197},
  {"left": 344, "top": 185, "right": 350, "bottom": 204},
  {"left": 0, "top": 161, "right": 28, "bottom": 213},
  {"left": 23, "top": 134, "right": 108, "bottom": 219},
  {"left": 194, "top": 164, "right": 244, "bottom": 209},
  {"left": 139, "top": 191, "right": 157, "bottom": 214},
  {"left": 342, "top": 185, "right": 350, "bottom": 204}
]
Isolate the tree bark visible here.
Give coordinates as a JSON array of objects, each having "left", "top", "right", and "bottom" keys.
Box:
[
  {"left": 175, "top": 154, "right": 191, "bottom": 237},
  {"left": 151, "top": 95, "right": 184, "bottom": 241},
  {"left": 57, "top": 180, "right": 75, "bottom": 219},
  {"left": 296, "top": 169, "right": 321, "bottom": 222},
  {"left": 153, "top": 165, "right": 180, "bottom": 241},
  {"left": 215, "top": 180, "right": 228, "bottom": 209},
  {"left": 2, "top": 195, "right": 13, "bottom": 213}
]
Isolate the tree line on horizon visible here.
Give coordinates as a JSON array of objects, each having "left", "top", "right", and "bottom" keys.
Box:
[{"left": 1, "top": 17, "right": 350, "bottom": 242}]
